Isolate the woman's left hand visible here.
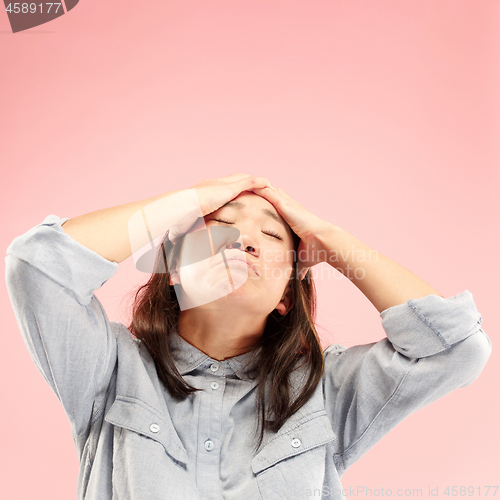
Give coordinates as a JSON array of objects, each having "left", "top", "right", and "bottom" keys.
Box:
[{"left": 251, "top": 186, "right": 332, "bottom": 280}]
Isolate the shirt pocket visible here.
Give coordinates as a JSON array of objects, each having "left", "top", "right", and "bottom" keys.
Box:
[
  {"left": 104, "top": 396, "right": 199, "bottom": 499},
  {"left": 251, "top": 411, "right": 338, "bottom": 500}
]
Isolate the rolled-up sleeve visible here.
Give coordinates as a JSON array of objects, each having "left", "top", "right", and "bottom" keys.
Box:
[
  {"left": 323, "top": 291, "right": 492, "bottom": 476},
  {"left": 5, "top": 215, "right": 120, "bottom": 436}
]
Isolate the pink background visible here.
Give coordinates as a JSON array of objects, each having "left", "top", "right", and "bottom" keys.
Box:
[{"left": 1, "top": 1, "right": 499, "bottom": 498}]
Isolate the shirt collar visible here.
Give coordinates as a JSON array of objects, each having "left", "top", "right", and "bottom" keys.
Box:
[{"left": 168, "top": 326, "right": 261, "bottom": 381}]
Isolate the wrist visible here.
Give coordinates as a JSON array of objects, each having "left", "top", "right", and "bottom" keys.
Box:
[{"left": 316, "top": 224, "right": 347, "bottom": 262}]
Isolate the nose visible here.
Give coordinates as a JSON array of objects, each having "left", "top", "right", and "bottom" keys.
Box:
[{"left": 228, "top": 242, "right": 256, "bottom": 253}]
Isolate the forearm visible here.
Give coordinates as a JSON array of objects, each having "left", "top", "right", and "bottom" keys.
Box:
[
  {"left": 318, "top": 224, "right": 443, "bottom": 313},
  {"left": 62, "top": 188, "right": 196, "bottom": 264}
]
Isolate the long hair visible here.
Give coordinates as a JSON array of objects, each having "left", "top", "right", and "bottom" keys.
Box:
[{"left": 127, "top": 225, "right": 324, "bottom": 453}]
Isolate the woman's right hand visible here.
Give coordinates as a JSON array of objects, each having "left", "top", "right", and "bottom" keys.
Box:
[
  {"left": 167, "top": 173, "right": 273, "bottom": 244},
  {"left": 190, "top": 173, "right": 273, "bottom": 216}
]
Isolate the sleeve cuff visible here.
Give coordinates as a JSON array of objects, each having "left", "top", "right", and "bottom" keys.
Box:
[
  {"left": 5, "top": 214, "right": 119, "bottom": 306},
  {"left": 379, "top": 290, "right": 482, "bottom": 358}
]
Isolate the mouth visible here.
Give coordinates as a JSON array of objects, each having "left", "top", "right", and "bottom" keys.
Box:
[{"left": 225, "top": 256, "right": 260, "bottom": 277}]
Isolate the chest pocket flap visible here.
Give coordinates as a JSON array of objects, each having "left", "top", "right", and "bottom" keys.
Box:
[
  {"left": 251, "top": 411, "right": 337, "bottom": 474},
  {"left": 104, "top": 396, "right": 189, "bottom": 465}
]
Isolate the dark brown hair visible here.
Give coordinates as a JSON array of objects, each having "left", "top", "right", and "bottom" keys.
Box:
[{"left": 127, "top": 225, "right": 324, "bottom": 453}]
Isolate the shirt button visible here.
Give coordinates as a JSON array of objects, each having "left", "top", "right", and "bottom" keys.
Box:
[
  {"left": 204, "top": 439, "right": 214, "bottom": 451},
  {"left": 291, "top": 438, "right": 301, "bottom": 448},
  {"left": 150, "top": 423, "right": 160, "bottom": 433},
  {"left": 210, "top": 363, "right": 219, "bottom": 372},
  {"left": 210, "top": 381, "right": 219, "bottom": 390}
]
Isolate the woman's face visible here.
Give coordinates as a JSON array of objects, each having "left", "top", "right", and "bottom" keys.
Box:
[{"left": 170, "top": 191, "right": 296, "bottom": 316}]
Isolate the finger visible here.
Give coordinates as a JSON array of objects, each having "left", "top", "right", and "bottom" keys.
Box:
[
  {"left": 249, "top": 186, "right": 278, "bottom": 200},
  {"left": 236, "top": 176, "right": 273, "bottom": 191},
  {"left": 275, "top": 187, "right": 293, "bottom": 201},
  {"left": 250, "top": 176, "right": 273, "bottom": 187},
  {"left": 254, "top": 185, "right": 289, "bottom": 202},
  {"left": 249, "top": 187, "right": 289, "bottom": 218}
]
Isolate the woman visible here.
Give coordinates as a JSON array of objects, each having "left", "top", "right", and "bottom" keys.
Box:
[{"left": 5, "top": 173, "right": 491, "bottom": 500}]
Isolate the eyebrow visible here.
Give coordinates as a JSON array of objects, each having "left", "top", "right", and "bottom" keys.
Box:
[{"left": 221, "top": 200, "right": 287, "bottom": 230}]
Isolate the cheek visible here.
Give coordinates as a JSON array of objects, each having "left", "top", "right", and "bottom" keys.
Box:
[{"left": 259, "top": 249, "right": 294, "bottom": 283}]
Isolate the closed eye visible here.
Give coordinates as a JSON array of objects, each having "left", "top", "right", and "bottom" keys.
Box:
[{"left": 210, "top": 218, "right": 283, "bottom": 241}]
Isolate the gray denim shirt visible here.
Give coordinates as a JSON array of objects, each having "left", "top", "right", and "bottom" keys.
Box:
[{"left": 5, "top": 215, "right": 492, "bottom": 500}]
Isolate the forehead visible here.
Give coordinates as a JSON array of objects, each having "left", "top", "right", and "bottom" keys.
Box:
[
  {"left": 217, "top": 191, "right": 278, "bottom": 216},
  {"left": 219, "top": 190, "right": 273, "bottom": 207},
  {"left": 186, "top": 191, "right": 293, "bottom": 239},
  {"left": 214, "top": 191, "right": 288, "bottom": 226}
]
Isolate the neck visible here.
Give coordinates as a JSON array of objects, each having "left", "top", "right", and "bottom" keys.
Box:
[{"left": 177, "top": 305, "right": 266, "bottom": 361}]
